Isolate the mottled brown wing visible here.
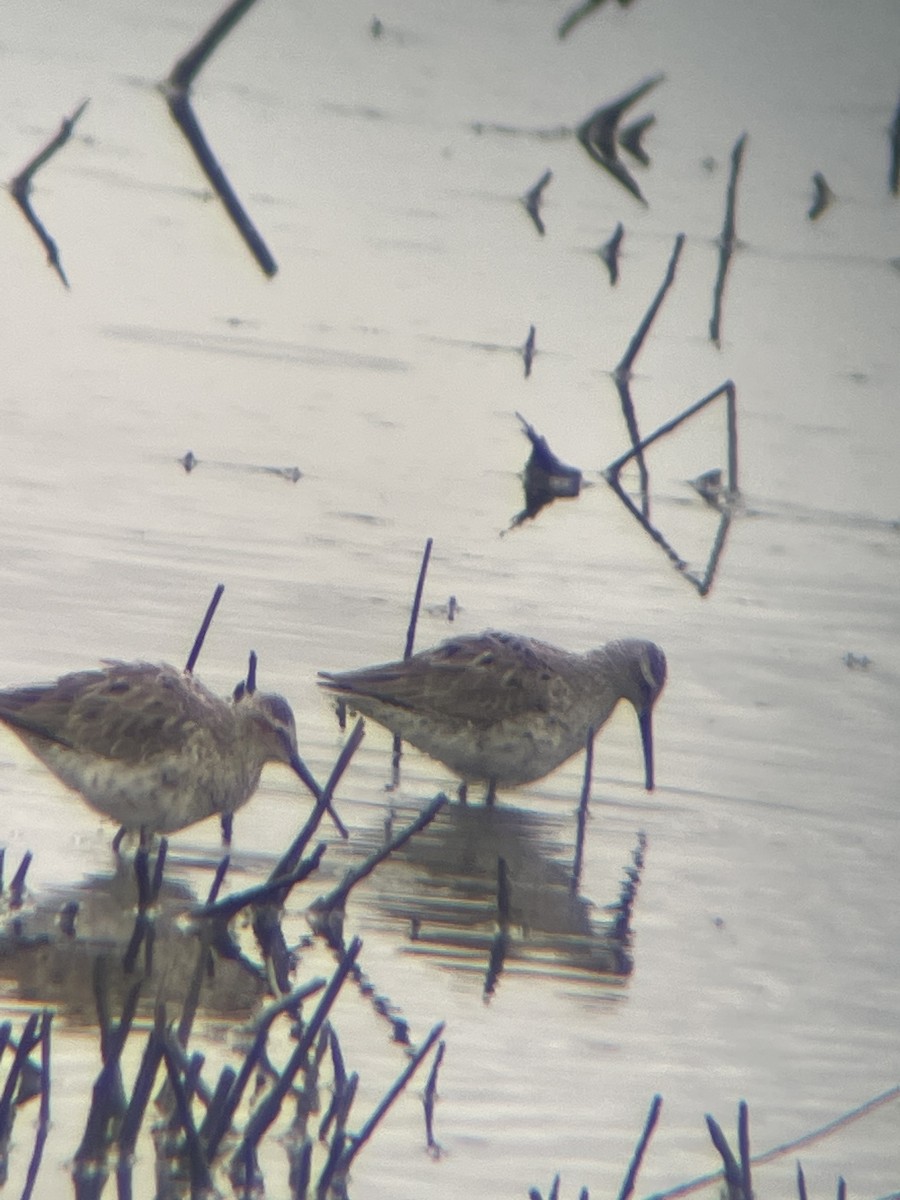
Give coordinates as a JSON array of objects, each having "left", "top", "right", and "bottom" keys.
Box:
[
  {"left": 0, "top": 663, "right": 222, "bottom": 763},
  {"left": 0, "top": 668, "right": 111, "bottom": 749},
  {"left": 320, "top": 632, "right": 570, "bottom": 725}
]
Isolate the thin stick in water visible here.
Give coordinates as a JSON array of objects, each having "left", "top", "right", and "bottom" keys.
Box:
[
  {"left": 289, "top": 738, "right": 352, "bottom": 840},
  {"left": 117, "top": 1009, "right": 166, "bottom": 1157},
  {"left": 337, "top": 1022, "right": 445, "bottom": 1173},
  {"left": 392, "top": 538, "right": 434, "bottom": 786},
  {"left": 75, "top": 977, "right": 142, "bottom": 1161},
  {"left": 598, "top": 221, "right": 625, "bottom": 285},
  {"left": 705, "top": 1112, "right": 744, "bottom": 1195},
  {"left": 233, "top": 938, "right": 362, "bottom": 1162},
  {"left": 738, "top": 1100, "right": 752, "bottom": 1200},
  {"left": 9, "top": 851, "right": 32, "bottom": 910},
  {"left": 603, "top": 380, "right": 738, "bottom": 596},
  {"left": 194, "top": 844, "right": 326, "bottom": 921},
  {"left": 522, "top": 171, "right": 552, "bottom": 236},
  {"left": 522, "top": 323, "right": 537, "bottom": 376},
  {"left": 315, "top": 1130, "right": 348, "bottom": 1194},
  {"left": 184, "top": 584, "right": 225, "bottom": 674},
  {"left": 889, "top": 90, "right": 900, "bottom": 195},
  {"left": 423, "top": 1038, "right": 446, "bottom": 1155},
  {"left": 9, "top": 99, "right": 89, "bottom": 288},
  {"left": 0, "top": 1012, "right": 40, "bottom": 1124},
  {"left": 202, "top": 978, "right": 325, "bottom": 1162},
  {"left": 404, "top": 538, "right": 434, "bottom": 659},
  {"left": 20, "top": 1011, "right": 52, "bottom": 1200},
  {"left": 206, "top": 855, "right": 230, "bottom": 906},
  {"left": 617, "top": 1093, "right": 662, "bottom": 1200},
  {"left": 162, "top": 0, "right": 277, "bottom": 277},
  {"left": 274, "top": 717, "right": 363, "bottom": 864},
  {"left": 616, "top": 233, "right": 685, "bottom": 384},
  {"left": 709, "top": 133, "right": 748, "bottom": 348},
  {"left": 317, "top": 1030, "right": 353, "bottom": 1144},
  {"left": 309, "top": 795, "right": 446, "bottom": 926},
  {"left": 197, "top": 1066, "right": 236, "bottom": 1147},
  {"left": 613, "top": 233, "right": 686, "bottom": 518},
  {"left": 161, "top": 1037, "right": 213, "bottom": 1194},
  {"left": 796, "top": 1160, "right": 808, "bottom": 1200},
  {"left": 558, "top": 0, "right": 606, "bottom": 39},
  {"left": 571, "top": 727, "right": 595, "bottom": 894}
]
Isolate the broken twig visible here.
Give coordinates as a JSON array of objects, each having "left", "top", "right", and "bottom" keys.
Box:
[
  {"left": 709, "top": 133, "right": 747, "bottom": 347},
  {"left": 10, "top": 99, "right": 89, "bottom": 288},
  {"left": 163, "top": 0, "right": 276, "bottom": 276}
]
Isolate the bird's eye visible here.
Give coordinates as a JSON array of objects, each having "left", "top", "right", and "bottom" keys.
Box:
[
  {"left": 263, "top": 695, "right": 295, "bottom": 728},
  {"left": 641, "top": 645, "right": 667, "bottom": 695}
]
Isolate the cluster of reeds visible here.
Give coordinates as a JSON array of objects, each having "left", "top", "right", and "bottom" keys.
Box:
[
  {"left": 530, "top": 1089, "right": 900, "bottom": 1200},
  {"left": 0, "top": 778, "right": 448, "bottom": 1198},
  {"left": 0, "top": 999, "right": 50, "bottom": 1198},
  {"left": 0, "top": 578, "right": 458, "bottom": 1198}
]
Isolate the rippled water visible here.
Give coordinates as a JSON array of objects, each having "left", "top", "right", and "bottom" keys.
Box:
[{"left": 0, "top": 0, "right": 898, "bottom": 1196}]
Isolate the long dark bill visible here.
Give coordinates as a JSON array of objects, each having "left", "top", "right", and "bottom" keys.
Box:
[{"left": 639, "top": 707, "right": 655, "bottom": 791}]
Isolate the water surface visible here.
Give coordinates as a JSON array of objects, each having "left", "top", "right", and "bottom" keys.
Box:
[{"left": 0, "top": 0, "right": 898, "bottom": 1196}]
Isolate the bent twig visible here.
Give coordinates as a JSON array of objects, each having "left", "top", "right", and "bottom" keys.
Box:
[
  {"left": 162, "top": 0, "right": 277, "bottom": 277},
  {"left": 9, "top": 99, "right": 89, "bottom": 288}
]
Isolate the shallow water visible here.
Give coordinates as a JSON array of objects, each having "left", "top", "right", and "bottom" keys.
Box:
[{"left": 0, "top": 0, "right": 898, "bottom": 1196}]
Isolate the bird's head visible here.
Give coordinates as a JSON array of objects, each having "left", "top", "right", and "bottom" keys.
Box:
[
  {"left": 608, "top": 639, "right": 667, "bottom": 791},
  {"left": 235, "top": 688, "right": 300, "bottom": 768}
]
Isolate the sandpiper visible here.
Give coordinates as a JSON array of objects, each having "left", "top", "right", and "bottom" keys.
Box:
[
  {"left": 0, "top": 661, "right": 342, "bottom": 839},
  {"left": 319, "top": 632, "right": 667, "bottom": 798}
]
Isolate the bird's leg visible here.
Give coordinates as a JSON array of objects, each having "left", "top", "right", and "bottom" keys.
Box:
[
  {"left": 133, "top": 842, "right": 151, "bottom": 908},
  {"left": 150, "top": 838, "right": 168, "bottom": 907},
  {"left": 112, "top": 824, "right": 128, "bottom": 855},
  {"left": 457, "top": 782, "right": 468, "bottom": 806},
  {"left": 484, "top": 780, "right": 497, "bottom": 806},
  {"left": 220, "top": 812, "right": 233, "bottom": 845},
  {"left": 388, "top": 732, "right": 402, "bottom": 791}
]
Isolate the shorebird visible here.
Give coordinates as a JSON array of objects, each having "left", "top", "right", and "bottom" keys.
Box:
[
  {"left": 0, "top": 661, "right": 344, "bottom": 840},
  {"left": 319, "top": 632, "right": 667, "bottom": 799}
]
